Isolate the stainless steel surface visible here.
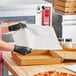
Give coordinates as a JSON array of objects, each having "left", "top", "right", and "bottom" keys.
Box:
[
  {"left": 2, "top": 34, "right": 14, "bottom": 42},
  {"left": 52, "top": 7, "right": 62, "bottom": 38}
]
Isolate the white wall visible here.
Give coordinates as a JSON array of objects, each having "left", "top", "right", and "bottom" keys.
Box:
[{"left": 62, "top": 25, "right": 76, "bottom": 43}]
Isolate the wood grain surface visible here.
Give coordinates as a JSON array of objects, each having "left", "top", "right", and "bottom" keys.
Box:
[
  {"left": 12, "top": 50, "right": 63, "bottom": 65},
  {"left": 54, "top": 0, "right": 76, "bottom": 14},
  {"left": 2, "top": 51, "right": 76, "bottom": 76}
]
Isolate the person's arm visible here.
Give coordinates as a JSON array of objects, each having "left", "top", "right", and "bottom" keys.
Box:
[
  {"left": 0, "top": 40, "right": 13, "bottom": 51},
  {"left": 1, "top": 23, "right": 26, "bottom": 34},
  {"left": 0, "top": 40, "right": 32, "bottom": 55}
]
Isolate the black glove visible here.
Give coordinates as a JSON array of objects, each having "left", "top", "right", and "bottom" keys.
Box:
[
  {"left": 14, "top": 45, "right": 32, "bottom": 55},
  {"left": 8, "top": 23, "right": 26, "bottom": 31}
]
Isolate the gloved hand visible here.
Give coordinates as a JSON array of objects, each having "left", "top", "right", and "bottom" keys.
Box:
[
  {"left": 8, "top": 23, "right": 26, "bottom": 31},
  {"left": 14, "top": 45, "right": 32, "bottom": 55}
]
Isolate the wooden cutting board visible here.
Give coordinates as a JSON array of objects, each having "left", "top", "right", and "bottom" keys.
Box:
[
  {"left": 62, "top": 44, "right": 76, "bottom": 51},
  {"left": 52, "top": 50, "right": 76, "bottom": 60},
  {"left": 12, "top": 50, "right": 63, "bottom": 65}
]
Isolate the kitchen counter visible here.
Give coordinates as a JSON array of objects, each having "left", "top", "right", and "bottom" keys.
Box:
[{"left": 2, "top": 51, "right": 76, "bottom": 76}]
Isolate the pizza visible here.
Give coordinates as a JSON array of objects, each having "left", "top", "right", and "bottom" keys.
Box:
[{"left": 34, "top": 71, "right": 76, "bottom": 76}]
